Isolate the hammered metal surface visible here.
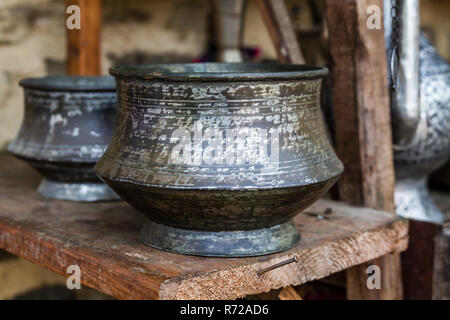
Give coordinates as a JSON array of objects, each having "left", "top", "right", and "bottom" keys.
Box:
[
  {"left": 140, "top": 218, "right": 300, "bottom": 257},
  {"left": 95, "top": 63, "right": 343, "bottom": 255},
  {"left": 38, "top": 179, "right": 119, "bottom": 202},
  {"left": 8, "top": 76, "right": 119, "bottom": 202},
  {"left": 394, "top": 35, "right": 450, "bottom": 222}
]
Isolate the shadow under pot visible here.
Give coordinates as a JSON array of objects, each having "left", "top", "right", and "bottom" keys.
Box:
[
  {"left": 95, "top": 63, "right": 344, "bottom": 257},
  {"left": 8, "top": 76, "right": 120, "bottom": 202}
]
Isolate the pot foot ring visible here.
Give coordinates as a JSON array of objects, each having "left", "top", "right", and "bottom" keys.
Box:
[
  {"left": 38, "top": 178, "right": 120, "bottom": 202},
  {"left": 140, "top": 219, "right": 301, "bottom": 257}
]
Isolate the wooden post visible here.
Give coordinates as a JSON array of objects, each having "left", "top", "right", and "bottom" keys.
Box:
[
  {"left": 66, "top": 0, "right": 101, "bottom": 75},
  {"left": 257, "top": 0, "right": 305, "bottom": 63},
  {"left": 256, "top": 0, "right": 305, "bottom": 297},
  {"left": 401, "top": 193, "right": 450, "bottom": 300},
  {"left": 433, "top": 222, "right": 450, "bottom": 300},
  {"left": 402, "top": 220, "right": 450, "bottom": 300},
  {"left": 326, "top": 0, "right": 404, "bottom": 299},
  {"left": 278, "top": 286, "right": 303, "bottom": 300}
]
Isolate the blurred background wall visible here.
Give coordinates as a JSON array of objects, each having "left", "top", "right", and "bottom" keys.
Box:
[{"left": 0, "top": 0, "right": 278, "bottom": 151}]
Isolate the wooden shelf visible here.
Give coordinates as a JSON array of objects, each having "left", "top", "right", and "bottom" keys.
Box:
[{"left": 0, "top": 154, "right": 408, "bottom": 300}]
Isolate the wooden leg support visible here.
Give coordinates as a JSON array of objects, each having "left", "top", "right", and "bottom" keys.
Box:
[
  {"left": 402, "top": 220, "right": 450, "bottom": 299},
  {"left": 66, "top": 0, "right": 101, "bottom": 75},
  {"left": 326, "top": 0, "right": 404, "bottom": 300},
  {"left": 257, "top": 0, "right": 305, "bottom": 63}
]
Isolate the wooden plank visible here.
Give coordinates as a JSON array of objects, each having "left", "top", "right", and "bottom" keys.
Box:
[
  {"left": 326, "top": 0, "right": 404, "bottom": 299},
  {"left": 66, "top": 0, "right": 101, "bottom": 75},
  {"left": 0, "top": 155, "right": 407, "bottom": 300},
  {"left": 278, "top": 286, "right": 302, "bottom": 300},
  {"left": 257, "top": 0, "right": 305, "bottom": 63},
  {"left": 433, "top": 222, "right": 450, "bottom": 300},
  {"left": 401, "top": 220, "right": 439, "bottom": 299},
  {"left": 401, "top": 191, "right": 450, "bottom": 300},
  {"left": 326, "top": 0, "right": 395, "bottom": 212},
  {"left": 432, "top": 192, "right": 450, "bottom": 300}
]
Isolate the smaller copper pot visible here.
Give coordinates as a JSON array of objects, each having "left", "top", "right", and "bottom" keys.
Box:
[{"left": 8, "top": 76, "right": 119, "bottom": 202}]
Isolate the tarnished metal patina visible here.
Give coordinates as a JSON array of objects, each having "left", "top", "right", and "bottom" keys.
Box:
[
  {"left": 8, "top": 76, "right": 120, "bottom": 202},
  {"left": 95, "top": 63, "right": 343, "bottom": 256},
  {"left": 393, "top": 34, "right": 450, "bottom": 223},
  {"left": 385, "top": 0, "right": 450, "bottom": 223}
]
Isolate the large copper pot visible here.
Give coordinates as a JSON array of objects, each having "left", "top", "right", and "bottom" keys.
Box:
[{"left": 95, "top": 63, "right": 343, "bottom": 256}]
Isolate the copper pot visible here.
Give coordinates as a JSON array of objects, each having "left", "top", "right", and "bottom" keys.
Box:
[
  {"left": 8, "top": 76, "right": 119, "bottom": 202},
  {"left": 95, "top": 63, "right": 343, "bottom": 256}
]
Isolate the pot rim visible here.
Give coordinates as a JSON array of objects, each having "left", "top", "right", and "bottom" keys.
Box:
[
  {"left": 19, "top": 75, "right": 116, "bottom": 92},
  {"left": 110, "top": 62, "right": 328, "bottom": 81}
]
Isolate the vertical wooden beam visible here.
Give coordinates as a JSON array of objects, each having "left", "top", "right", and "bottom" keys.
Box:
[
  {"left": 401, "top": 220, "right": 438, "bottom": 299},
  {"left": 278, "top": 286, "right": 303, "bottom": 300},
  {"left": 402, "top": 218, "right": 450, "bottom": 300},
  {"left": 66, "top": 0, "right": 101, "bottom": 75},
  {"left": 433, "top": 222, "right": 450, "bottom": 300},
  {"left": 326, "top": 0, "right": 403, "bottom": 299},
  {"left": 257, "top": 0, "right": 305, "bottom": 63}
]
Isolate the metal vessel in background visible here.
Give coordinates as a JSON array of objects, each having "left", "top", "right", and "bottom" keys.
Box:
[
  {"left": 385, "top": 0, "right": 450, "bottom": 223},
  {"left": 8, "top": 76, "right": 119, "bottom": 202},
  {"left": 213, "top": 0, "right": 246, "bottom": 62},
  {"left": 95, "top": 62, "right": 343, "bottom": 257}
]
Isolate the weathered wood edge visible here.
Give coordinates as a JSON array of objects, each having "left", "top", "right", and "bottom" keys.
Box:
[
  {"left": 433, "top": 222, "right": 450, "bottom": 300},
  {"left": 66, "top": 0, "right": 101, "bottom": 75},
  {"left": 159, "top": 218, "right": 408, "bottom": 300},
  {"left": 0, "top": 200, "right": 408, "bottom": 300},
  {"left": 0, "top": 219, "right": 161, "bottom": 300},
  {"left": 326, "top": 0, "right": 403, "bottom": 299}
]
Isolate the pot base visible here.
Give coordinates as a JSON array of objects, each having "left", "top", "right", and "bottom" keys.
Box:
[
  {"left": 38, "top": 179, "right": 120, "bottom": 202},
  {"left": 140, "top": 218, "right": 300, "bottom": 257}
]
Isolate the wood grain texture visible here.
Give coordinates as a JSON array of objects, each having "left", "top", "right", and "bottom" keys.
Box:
[
  {"left": 326, "top": 0, "right": 403, "bottom": 299},
  {"left": 0, "top": 155, "right": 407, "bottom": 300},
  {"left": 432, "top": 193, "right": 450, "bottom": 300},
  {"left": 433, "top": 222, "right": 450, "bottom": 300},
  {"left": 66, "top": 0, "right": 101, "bottom": 75},
  {"left": 278, "top": 286, "right": 302, "bottom": 300},
  {"left": 401, "top": 220, "right": 438, "bottom": 299},
  {"left": 257, "top": 0, "right": 305, "bottom": 63},
  {"left": 401, "top": 191, "right": 450, "bottom": 300}
]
